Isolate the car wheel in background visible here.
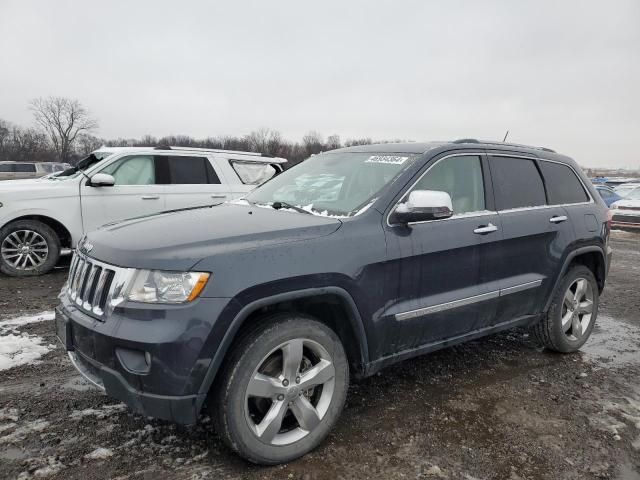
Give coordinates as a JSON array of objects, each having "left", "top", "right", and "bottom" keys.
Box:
[
  {"left": 212, "top": 313, "right": 349, "bottom": 465},
  {"left": 0, "top": 219, "right": 60, "bottom": 276}
]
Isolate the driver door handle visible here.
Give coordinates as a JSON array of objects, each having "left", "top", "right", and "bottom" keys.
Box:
[
  {"left": 473, "top": 223, "right": 498, "bottom": 234},
  {"left": 210, "top": 194, "right": 226, "bottom": 199},
  {"left": 141, "top": 195, "right": 160, "bottom": 200},
  {"left": 549, "top": 215, "right": 568, "bottom": 224}
]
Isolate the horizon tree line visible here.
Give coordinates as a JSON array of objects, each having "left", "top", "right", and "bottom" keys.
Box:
[{"left": 0, "top": 96, "right": 410, "bottom": 168}]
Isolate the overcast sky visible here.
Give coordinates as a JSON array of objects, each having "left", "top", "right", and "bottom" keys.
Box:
[{"left": 1, "top": 1, "right": 639, "bottom": 168}]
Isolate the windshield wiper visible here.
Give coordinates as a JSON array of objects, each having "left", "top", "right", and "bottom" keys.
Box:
[{"left": 271, "top": 201, "right": 312, "bottom": 214}]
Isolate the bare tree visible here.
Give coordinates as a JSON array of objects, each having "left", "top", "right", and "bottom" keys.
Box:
[
  {"left": 302, "top": 130, "right": 324, "bottom": 156},
  {"left": 76, "top": 133, "right": 104, "bottom": 156},
  {"left": 30, "top": 96, "right": 98, "bottom": 162},
  {"left": 326, "top": 134, "right": 341, "bottom": 150}
]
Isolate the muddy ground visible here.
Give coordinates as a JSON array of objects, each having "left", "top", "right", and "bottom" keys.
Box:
[{"left": 1, "top": 231, "right": 639, "bottom": 480}]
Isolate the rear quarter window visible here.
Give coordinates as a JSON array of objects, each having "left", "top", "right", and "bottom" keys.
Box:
[
  {"left": 0, "top": 164, "right": 13, "bottom": 172},
  {"left": 539, "top": 161, "right": 590, "bottom": 205},
  {"left": 489, "top": 156, "right": 546, "bottom": 210}
]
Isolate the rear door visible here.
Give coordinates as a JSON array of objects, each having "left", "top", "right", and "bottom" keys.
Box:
[
  {"left": 80, "top": 154, "right": 166, "bottom": 232},
  {"left": 162, "top": 155, "right": 231, "bottom": 210},
  {"left": 381, "top": 153, "right": 502, "bottom": 354},
  {"left": 488, "top": 154, "right": 574, "bottom": 324}
]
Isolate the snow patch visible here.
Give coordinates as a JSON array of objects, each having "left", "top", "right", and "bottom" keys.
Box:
[
  {"left": 84, "top": 447, "right": 114, "bottom": 460},
  {"left": 32, "top": 457, "right": 65, "bottom": 477},
  {"left": 0, "top": 311, "right": 54, "bottom": 329},
  {"left": 0, "top": 419, "right": 49, "bottom": 444},
  {"left": 0, "top": 407, "right": 19, "bottom": 422},
  {"left": 0, "top": 333, "right": 54, "bottom": 371},
  {"left": 69, "top": 403, "right": 127, "bottom": 420}
]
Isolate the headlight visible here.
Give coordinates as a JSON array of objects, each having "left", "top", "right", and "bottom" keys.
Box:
[
  {"left": 126, "top": 270, "right": 210, "bottom": 304},
  {"left": 611, "top": 203, "right": 619, "bottom": 209}
]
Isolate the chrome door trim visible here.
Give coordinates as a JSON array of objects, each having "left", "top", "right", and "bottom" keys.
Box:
[
  {"left": 395, "top": 290, "right": 499, "bottom": 321},
  {"left": 394, "top": 279, "right": 543, "bottom": 321},
  {"left": 500, "top": 279, "right": 543, "bottom": 296}
]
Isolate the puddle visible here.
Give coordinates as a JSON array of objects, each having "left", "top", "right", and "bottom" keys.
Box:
[{"left": 581, "top": 315, "right": 640, "bottom": 368}]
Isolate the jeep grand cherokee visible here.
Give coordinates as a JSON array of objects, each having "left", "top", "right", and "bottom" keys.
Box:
[{"left": 56, "top": 139, "right": 612, "bottom": 464}]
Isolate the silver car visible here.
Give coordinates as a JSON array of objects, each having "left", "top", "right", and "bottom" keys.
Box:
[{"left": 0, "top": 161, "right": 71, "bottom": 181}]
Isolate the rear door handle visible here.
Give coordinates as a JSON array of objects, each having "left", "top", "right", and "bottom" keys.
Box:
[
  {"left": 473, "top": 223, "right": 498, "bottom": 234},
  {"left": 141, "top": 195, "right": 160, "bottom": 200},
  {"left": 210, "top": 194, "right": 226, "bottom": 199},
  {"left": 549, "top": 215, "right": 568, "bottom": 224}
]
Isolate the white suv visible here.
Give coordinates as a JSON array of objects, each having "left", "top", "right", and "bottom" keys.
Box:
[{"left": 0, "top": 146, "right": 286, "bottom": 276}]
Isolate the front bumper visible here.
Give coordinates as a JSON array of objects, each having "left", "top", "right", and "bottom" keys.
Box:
[{"left": 55, "top": 294, "right": 231, "bottom": 425}]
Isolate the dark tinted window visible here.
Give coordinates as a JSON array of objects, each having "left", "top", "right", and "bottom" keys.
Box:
[
  {"left": 168, "top": 156, "right": 219, "bottom": 184},
  {"left": 14, "top": 163, "right": 36, "bottom": 173},
  {"left": 490, "top": 157, "right": 546, "bottom": 210},
  {"left": 539, "top": 161, "right": 589, "bottom": 205},
  {"left": 0, "top": 164, "right": 13, "bottom": 172}
]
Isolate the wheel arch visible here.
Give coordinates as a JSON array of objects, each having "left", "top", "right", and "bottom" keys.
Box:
[
  {"left": 544, "top": 246, "right": 606, "bottom": 312},
  {"left": 2, "top": 214, "right": 73, "bottom": 249},
  {"left": 196, "top": 287, "right": 370, "bottom": 402}
]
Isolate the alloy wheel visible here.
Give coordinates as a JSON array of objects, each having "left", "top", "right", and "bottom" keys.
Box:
[
  {"left": 561, "top": 277, "right": 594, "bottom": 341},
  {"left": 1, "top": 230, "right": 49, "bottom": 270},
  {"left": 244, "top": 338, "right": 336, "bottom": 446}
]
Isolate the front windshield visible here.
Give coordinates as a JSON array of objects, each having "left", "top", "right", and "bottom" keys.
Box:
[
  {"left": 625, "top": 189, "right": 640, "bottom": 200},
  {"left": 245, "top": 152, "right": 416, "bottom": 216}
]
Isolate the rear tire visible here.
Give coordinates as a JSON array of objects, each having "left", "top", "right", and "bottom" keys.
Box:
[
  {"left": 212, "top": 313, "right": 349, "bottom": 465},
  {"left": 531, "top": 265, "right": 598, "bottom": 353},
  {"left": 0, "top": 220, "right": 60, "bottom": 276}
]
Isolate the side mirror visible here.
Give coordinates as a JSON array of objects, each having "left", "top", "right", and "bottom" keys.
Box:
[
  {"left": 391, "top": 190, "right": 453, "bottom": 224},
  {"left": 89, "top": 173, "right": 115, "bottom": 187}
]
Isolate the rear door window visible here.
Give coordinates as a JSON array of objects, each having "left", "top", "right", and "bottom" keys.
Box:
[
  {"left": 167, "top": 156, "right": 219, "bottom": 184},
  {"left": 489, "top": 156, "right": 546, "bottom": 210},
  {"left": 0, "top": 164, "right": 13, "bottom": 172},
  {"left": 539, "top": 161, "right": 590, "bottom": 205}
]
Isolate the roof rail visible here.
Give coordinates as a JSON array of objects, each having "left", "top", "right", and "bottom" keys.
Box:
[
  {"left": 450, "top": 139, "right": 555, "bottom": 153},
  {"left": 167, "top": 146, "right": 263, "bottom": 156}
]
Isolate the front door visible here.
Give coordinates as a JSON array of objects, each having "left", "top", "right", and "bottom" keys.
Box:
[
  {"left": 80, "top": 154, "right": 166, "bottom": 233},
  {"left": 381, "top": 153, "right": 502, "bottom": 355}
]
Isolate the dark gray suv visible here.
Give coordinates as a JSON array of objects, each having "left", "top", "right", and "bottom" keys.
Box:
[{"left": 55, "top": 140, "right": 612, "bottom": 464}]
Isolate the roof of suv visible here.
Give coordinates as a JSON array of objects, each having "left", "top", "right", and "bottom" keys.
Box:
[
  {"left": 93, "top": 146, "right": 287, "bottom": 164},
  {"left": 332, "top": 139, "right": 559, "bottom": 157}
]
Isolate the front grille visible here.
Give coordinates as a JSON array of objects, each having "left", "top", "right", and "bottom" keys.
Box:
[
  {"left": 619, "top": 206, "right": 640, "bottom": 211},
  {"left": 66, "top": 252, "right": 126, "bottom": 317}
]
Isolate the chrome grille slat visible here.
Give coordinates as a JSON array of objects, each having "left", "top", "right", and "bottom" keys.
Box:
[
  {"left": 65, "top": 251, "right": 129, "bottom": 319},
  {"left": 82, "top": 265, "right": 99, "bottom": 310}
]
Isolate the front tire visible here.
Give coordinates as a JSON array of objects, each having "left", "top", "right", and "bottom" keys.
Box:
[
  {"left": 531, "top": 265, "right": 599, "bottom": 353},
  {"left": 0, "top": 220, "right": 60, "bottom": 276},
  {"left": 212, "top": 313, "right": 349, "bottom": 465}
]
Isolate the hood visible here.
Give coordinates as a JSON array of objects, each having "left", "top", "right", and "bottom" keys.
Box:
[
  {"left": 85, "top": 203, "right": 342, "bottom": 271},
  {"left": 0, "top": 177, "right": 78, "bottom": 200}
]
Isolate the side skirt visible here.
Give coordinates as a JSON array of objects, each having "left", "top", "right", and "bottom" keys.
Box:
[{"left": 363, "top": 314, "right": 540, "bottom": 377}]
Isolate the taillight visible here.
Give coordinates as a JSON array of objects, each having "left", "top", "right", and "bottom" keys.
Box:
[{"left": 606, "top": 208, "right": 613, "bottom": 230}]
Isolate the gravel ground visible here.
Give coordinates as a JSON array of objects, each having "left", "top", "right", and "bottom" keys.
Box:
[{"left": 0, "top": 231, "right": 639, "bottom": 480}]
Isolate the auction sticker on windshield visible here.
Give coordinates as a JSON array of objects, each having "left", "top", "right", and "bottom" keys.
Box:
[{"left": 365, "top": 155, "right": 408, "bottom": 165}]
